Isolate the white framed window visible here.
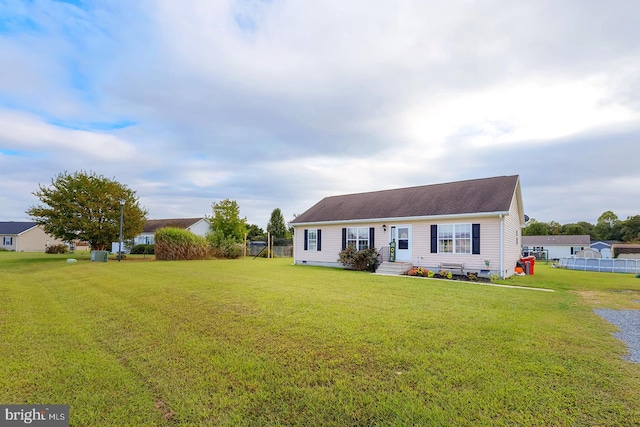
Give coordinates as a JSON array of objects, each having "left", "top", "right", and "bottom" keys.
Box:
[
  {"left": 308, "top": 229, "right": 318, "bottom": 251},
  {"left": 347, "top": 227, "right": 370, "bottom": 250},
  {"left": 3, "top": 236, "right": 13, "bottom": 246},
  {"left": 438, "top": 224, "right": 471, "bottom": 254}
]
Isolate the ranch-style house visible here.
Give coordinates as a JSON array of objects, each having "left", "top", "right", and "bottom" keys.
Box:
[{"left": 291, "top": 175, "right": 525, "bottom": 278}]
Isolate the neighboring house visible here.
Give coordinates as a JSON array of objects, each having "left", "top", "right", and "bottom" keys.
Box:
[
  {"left": 290, "top": 175, "right": 525, "bottom": 278},
  {"left": 522, "top": 235, "right": 591, "bottom": 260},
  {"left": 590, "top": 240, "right": 614, "bottom": 258},
  {"left": 73, "top": 241, "right": 91, "bottom": 251},
  {"left": 134, "top": 218, "right": 210, "bottom": 245},
  {"left": 0, "top": 221, "right": 65, "bottom": 252}
]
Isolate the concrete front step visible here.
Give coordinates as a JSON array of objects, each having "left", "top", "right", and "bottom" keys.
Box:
[{"left": 374, "top": 262, "right": 412, "bottom": 276}]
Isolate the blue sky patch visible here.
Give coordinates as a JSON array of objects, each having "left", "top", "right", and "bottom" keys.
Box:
[
  {"left": 0, "top": 149, "right": 20, "bottom": 156},
  {"left": 48, "top": 118, "right": 136, "bottom": 131},
  {"left": 234, "top": 13, "right": 257, "bottom": 32},
  {"left": 0, "top": 15, "right": 40, "bottom": 34},
  {"left": 52, "top": 0, "right": 86, "bottom": 9}
]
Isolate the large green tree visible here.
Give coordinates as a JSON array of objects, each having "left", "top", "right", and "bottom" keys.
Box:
[
  {"left": 523, "top": 219, "right": 549, "bottom": 236},
  {"left": 266, "top": 208, "right": 287, "bottom": 239},
  {"left": 594, "top": 211, "right": 621, "bottom": 240},
  {"left": 208, "top": 199, "right": 247, "bottom": 243},
  {"left": 620, "top": 215, "right": 640, "bottom": 243},
  {"left": 575, "top": 221, "right": 595, "bottom": 238},
  {"left": 26, "top": 170, "right": 147, "bottom": 250},
  {"left": 547, "top": 221, "right": 562, "bottom": 235},
  {"left": 246, "top": 224, "right": 265, "bottom": 241},
  {"left": 563, "top": 224, "right": 586, "bottom": 236}
]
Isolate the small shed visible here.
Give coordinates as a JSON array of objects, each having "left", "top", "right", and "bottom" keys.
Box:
[{"left": 611, "top": 244, "right": 640, "bottom": 260}]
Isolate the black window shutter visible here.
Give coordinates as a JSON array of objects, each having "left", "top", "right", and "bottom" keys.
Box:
[
  {"left": 431, "top": 225, "right": 438, "bottom": 253},
  {"left": 571, "top": 247, "right": 574, "bottom": 255},
  {"left": 369, "top": 227, "right": 375, "bottom": 249},
  {"left": 304, "top": 229, "right": 308, "bottom": 250},
  {"left": 342, "top": 228, "right": 347, "bottom": 250},
  {"left": 317, "top": 230, "right": 322, "bottom": 251},
  {"left": 472, "top": 224, "right": 481, "bottom": 254}
]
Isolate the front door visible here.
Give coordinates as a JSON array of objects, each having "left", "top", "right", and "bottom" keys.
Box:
[{"left": 390, "top": 225, "right": 412, "bottom": 262}]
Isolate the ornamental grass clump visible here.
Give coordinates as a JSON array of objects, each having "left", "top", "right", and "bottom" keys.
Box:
[{"left": 154, "top": 227, "right": 211, "bottom": 261}]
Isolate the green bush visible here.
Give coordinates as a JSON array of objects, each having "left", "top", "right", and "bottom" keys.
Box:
[
  {"left": 155, "top": 228, "right": 210, "bottom": 261},
  {"left": 209, "top": 236, "right": 243, "bottom": 259},
  {"left": 130, "top": 244, "right": 155, "bottom": 255},
  {"left": 46, "top": 244, "right": 68, "bottom": 254},
  {"left": 438, "top": 269, "right": 453, "bottom": 279},
  {"left": 338, "top": 245, "right": 379, "bottom": 272}
]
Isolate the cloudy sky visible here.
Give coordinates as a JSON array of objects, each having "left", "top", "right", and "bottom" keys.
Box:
[{"left": 1, "top": 0, "right": 639, "bottom": 228}]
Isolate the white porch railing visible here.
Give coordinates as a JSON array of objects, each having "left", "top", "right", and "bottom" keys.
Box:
[{"left": 559, "top": 257, "right": 640, "bottom": 274}]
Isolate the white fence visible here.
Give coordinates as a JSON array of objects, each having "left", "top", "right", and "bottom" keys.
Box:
[{"left": 559, "top": 257, "right": 640, "bottom": 274}]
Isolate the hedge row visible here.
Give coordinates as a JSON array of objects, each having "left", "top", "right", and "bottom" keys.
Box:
[{"left": 130, "top": 244, "right": 155, "bottom": 254}]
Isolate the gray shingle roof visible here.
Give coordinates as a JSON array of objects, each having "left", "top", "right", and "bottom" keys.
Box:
[
  {"left": 292, "top": 175, "right": 520, "bottom": 224},
  {"left": 522, "top": 235, "right": 591, "bottom": 246},
  {"left": 142, "top": 218, "right": 205, "bottom": 233},
  {"left": 0, "top": 221, "right": 37, "bottom": 235}
]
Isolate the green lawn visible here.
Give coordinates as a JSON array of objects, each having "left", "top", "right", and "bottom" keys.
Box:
[{"left": 1, "top": 252, "right": 639, "bottom": 426}]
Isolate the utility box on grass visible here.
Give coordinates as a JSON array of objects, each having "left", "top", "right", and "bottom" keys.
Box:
[{"left": 91, "top": 250, "right": 108, "bottom": 262}]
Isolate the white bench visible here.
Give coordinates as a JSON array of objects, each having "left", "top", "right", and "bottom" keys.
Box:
[{"left": 439, "top": 262, "right": 464, "bottom": 274}]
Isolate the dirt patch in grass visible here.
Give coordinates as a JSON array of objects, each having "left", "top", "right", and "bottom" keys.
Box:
[
  {"left": 576, "top": 289, "right": 640, "bottom": 310},
  {"left": 154, "top": 399, "right": 175, "bottom": 421}
]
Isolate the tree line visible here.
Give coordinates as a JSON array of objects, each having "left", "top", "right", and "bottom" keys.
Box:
[
  {"left": 27, "top": 171, "right": 294, "bottom": 251},
  {"left": 523, "top": 211, "right": 640, "bottom": 242},
  {"left": 208, "top": 199, "right": 293, "bottom": 245}
]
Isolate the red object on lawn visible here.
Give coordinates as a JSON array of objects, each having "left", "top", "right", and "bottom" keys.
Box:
[{"left": 521, "top": 256, "right": 536, "bottom": 275}]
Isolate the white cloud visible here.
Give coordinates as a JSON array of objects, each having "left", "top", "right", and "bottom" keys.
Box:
[
  {"left": 1, "top": 0, "right": 640, "bottom": 227},
  {"left": 399, "top": 75, "right": 639, "bottom": 152},
  {"left": 0, "top": 110, "right": 137, "bottom": 161}
]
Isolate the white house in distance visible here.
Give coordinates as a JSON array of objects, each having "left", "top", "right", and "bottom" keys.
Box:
[
  {"left": 291, "top": 175, "right": 526, "bottom": 278},
  {"left": 134, "top": 218, "right": 210, "bottom": 245},
  {"left": 0, "top": 221, "right": 65, "bottom": 252},
  {"left": 521, "top": 235, "right": 591, "bottom": 260}
]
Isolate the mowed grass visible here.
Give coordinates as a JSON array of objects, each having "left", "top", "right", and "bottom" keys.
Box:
[{"left": 1, "top": 253, "right": 639, "bottom": 426}]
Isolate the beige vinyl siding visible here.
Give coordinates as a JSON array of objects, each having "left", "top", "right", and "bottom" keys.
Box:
[
  {"left": 411, "top": 218, "right": 502, "bottom": 273},
  {"left": 502, "top": 191, "right": 525, "bottom": 278},
  {"left": 295, "top": 216, "right": 511, "bottom": 275},
  {"left": 18, "top": 227, "right": 65, "bottom": 252},
  {"left": 294, "top": 208, "right": 522, "bottom": 277},
  {"left": 294, "top": 223, "right": 388, "bottom": 266},
  {"left": 1, "top": 235, "right": 17, "bottom": 251}
]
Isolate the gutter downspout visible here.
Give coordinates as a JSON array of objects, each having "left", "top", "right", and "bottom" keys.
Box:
[{"left": 499, "top": 214, "right": 504, "bottom": 279}]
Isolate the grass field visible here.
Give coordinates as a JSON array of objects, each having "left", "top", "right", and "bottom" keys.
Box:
[{"left": 1, "top": 252, "right": 639, "bottom": 426}]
